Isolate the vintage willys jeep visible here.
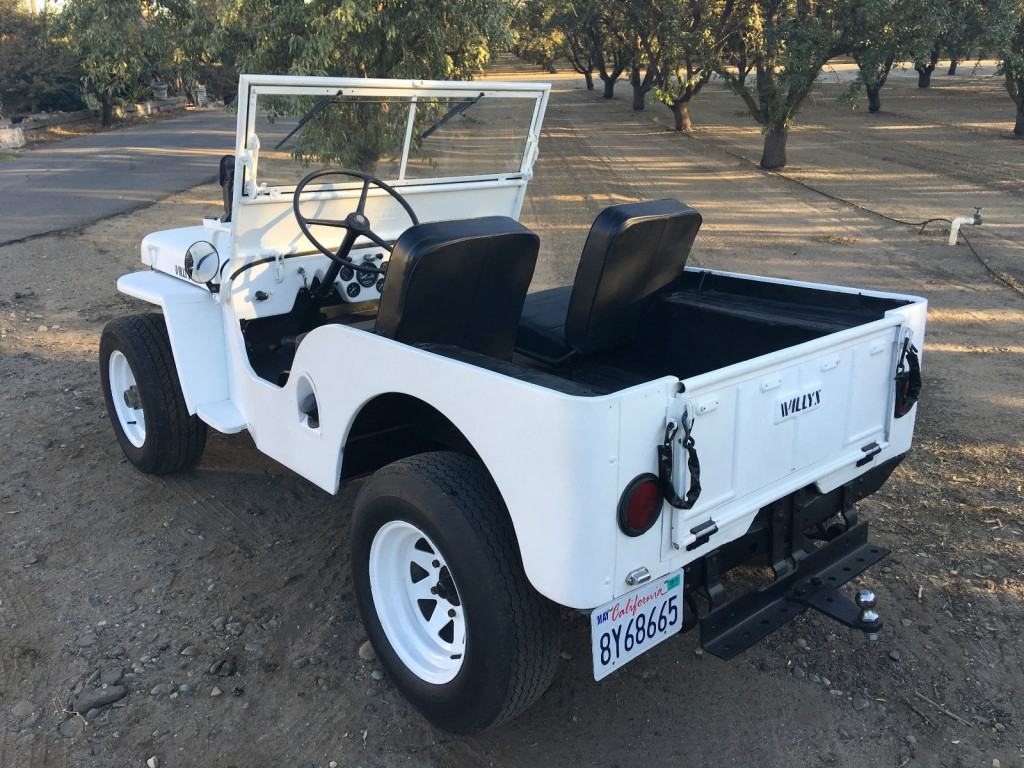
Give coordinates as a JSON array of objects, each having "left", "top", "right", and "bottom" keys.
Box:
[{"left": 100, "top": 75, "right": 925, "bottom": 732}]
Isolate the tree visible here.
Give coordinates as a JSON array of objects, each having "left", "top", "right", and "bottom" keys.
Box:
[
  {"left": 554, "top": 0, "right": 598, "bottom": 89},
  {"left": 717, "top": 0, "right": 842, "bottom": 169},
  {"left": 986, "top": 0, "right": 1024, "bottom": 136},
  {"left": 838, "top": 0, "right": 941, "bottom": 112},
  {"left": 513, "top": 0, "right": 561, "bottom": 74},
  {"left": 625, "top": 0, "right": 665, "bottom": 110},
  {"left": 150, "top": 0, "right": 229, "bottom": 104},
  {"left": 656, "top": 0, "right": 740, "bottom": 130},
  {"left": 586, "top": 4, "right": 631, "bottom": 98},
  {"left": 0, "top": 0, "right": 83, "bottom": 116},
  {"left": 62, "top": 0, "right": 155, "bottom": 125}
]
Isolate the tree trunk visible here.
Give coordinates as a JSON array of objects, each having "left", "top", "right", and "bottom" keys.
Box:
[
  {"left": 947, "top": 59, "right": 958, "bottom": 76},
  {"left": 760, "top": 124, "right": 788, "bottom": 170},
  {"left": 1016, "top": 98, "right": 1024, "bottom": 138},
  {"left": 584, "top": 71, "right": 594, "bottom": 91},
  {"left": 670, "top": 101, "right": 692, "bottom": 131},
  {"left": 916, "top": 68, "right": 933, "bottom": 88},
  {"left": 602, "top": 79, "right": 615, "bottom": 99},
  {"left": 632, "top": 83, "right": 646, "bottom": 110},
  {"left": 544, "top": 60, "right": 557, "bottom": 74},
  {"left": 866, "top": 84, "right": 882, "bottom": 113},
  {"left": 100, "top": 94, "right": 114, "bottom": 127}
]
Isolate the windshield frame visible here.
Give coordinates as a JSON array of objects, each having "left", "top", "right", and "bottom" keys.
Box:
[{"left": 237, "top": 76, "right": 550, "bottom": 199}]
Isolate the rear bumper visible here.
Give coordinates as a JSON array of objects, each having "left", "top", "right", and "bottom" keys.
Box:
[{"left": 680, "top": 456, "right": 902, "bottom": 658}]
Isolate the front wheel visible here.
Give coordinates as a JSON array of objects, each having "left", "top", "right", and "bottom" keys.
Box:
[
  {"left": 351, "top": 452, "right": 561, "bottom": 733},
  {"left": 99, "top": 313, "right": 207, "bottom": 474}
]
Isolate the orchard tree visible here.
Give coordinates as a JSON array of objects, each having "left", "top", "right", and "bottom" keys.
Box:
[
  {"left": 717, "top": 0, "right": 842, "bottom": 169},
  {"left": 986, "top": 0, "right": 1024, "bottom": 136},
  {"left": 656, "top": 0, "right": 740, "bottom": 130},
  {"left": 587, "top": 4, "right": 632, "bottom": 98},
  {"left": 0, "top": 0, "right": 83, "bottom": 115},
  {"left": 940, "top": 0, "right": 985, "bottom": 74},
  {"left": 839, "top": 0, "right": 941, "bottom": 112},
  {"left": 513, "top": 0, "right": 561, "bottom": 74},
  {"left": 62, "top": 0, "right": 154, "bottom": 125},
  {"left": 553, "top": 0, "right": 599, "bottom": 89},
  {"left": 150, "top": 0, "right": 226, "bottom": 103},
  {"left": 625, "top": 0, "right": 665, "bottom": 110}
]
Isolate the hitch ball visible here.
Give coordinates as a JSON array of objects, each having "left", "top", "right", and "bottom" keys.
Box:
[
  {"left": 855, "top": 589, "right": 880, "bottom": 640},
  {"left": 855, "top": 588, "right": 876, "bottom": 610}
]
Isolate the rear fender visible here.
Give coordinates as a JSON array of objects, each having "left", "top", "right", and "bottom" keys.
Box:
[{"left": 116, "top": 271, "right": 229, "bottom": 414}]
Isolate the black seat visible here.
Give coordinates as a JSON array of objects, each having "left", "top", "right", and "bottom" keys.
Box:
[
  {"left": 375, "top": 216, "right": 539, "bottom": 360},
  {"left": 516, "top": 199, "right": 702, "bottom": 363}
]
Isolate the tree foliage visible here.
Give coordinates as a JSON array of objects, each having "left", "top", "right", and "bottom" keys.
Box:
[
  {"left": 984, "top": 0, "right": 1024, "bottom": 136},
  {"left": 62, "top": 0, "right": 156, "bottom": 125},
  {"left": 0, "top": 0, "right": 83, "bottom": 117}
]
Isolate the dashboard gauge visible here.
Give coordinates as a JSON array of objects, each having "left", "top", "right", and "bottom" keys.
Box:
[
  {"left": 340, "top": 265, "right": 354, "bottom": 282},
  {"left": 346, "top": 282, "right": 361, "bottom": 298},
  {"left": 357, "top": 266, "right": 377, "bottom": 288},
  {"left": 376, "top": 278, "right": 385, "bottom": 293}
]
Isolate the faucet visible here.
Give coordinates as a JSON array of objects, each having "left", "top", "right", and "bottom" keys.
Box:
[{"left": 948, "top": 207, "right": 982, "bottom": 246}]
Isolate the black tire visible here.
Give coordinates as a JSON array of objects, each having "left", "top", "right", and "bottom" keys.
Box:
[
  {"left": 352, "top": 452, "right": 561, "bottom": 733},
  {"left": 99, "top": 313, "right": 207, "bottom": 474}
]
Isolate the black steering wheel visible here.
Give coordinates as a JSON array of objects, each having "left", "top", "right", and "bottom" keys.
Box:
[{"left": 293, "top": 168, "right": 419, "bottom": 296}]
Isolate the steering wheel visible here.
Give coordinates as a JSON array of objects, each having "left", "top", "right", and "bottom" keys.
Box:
[{"left": 293, "top": 168, "right": 419, "bottom": 295}]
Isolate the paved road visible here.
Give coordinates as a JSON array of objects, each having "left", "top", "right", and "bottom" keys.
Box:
[{"left": 0, "top": 110, "right": 235, "bottom": 244}]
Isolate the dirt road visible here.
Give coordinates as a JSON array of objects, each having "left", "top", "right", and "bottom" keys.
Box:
[{"left": 1, "top": 61, "right": 1021, "bottom": 768}]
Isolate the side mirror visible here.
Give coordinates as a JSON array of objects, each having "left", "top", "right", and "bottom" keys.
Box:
[{"left": 184, "top": 241, "right": 221, "bottom": 284}]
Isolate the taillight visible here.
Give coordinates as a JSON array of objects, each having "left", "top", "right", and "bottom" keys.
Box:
[{"left": 618, "top": 474, "right": 663, "bottom": 536}]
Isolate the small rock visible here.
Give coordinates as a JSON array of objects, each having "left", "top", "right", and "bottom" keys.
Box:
[
  {"left": 177, "top": 684, "right": 193, "bottom": 696},
  {"left": 329, "top": 762, "right": 338, "bottom": 768},
  {"left": 59, "top": 717, "right": 85, "bottom": 738},
  {"left": 36, "top": 325, "right": 48, "bottom": 332},
  {"left": 225, "top": 622, "right": 244, "bottom": 636},
  {"left": 994, "top": 722, "right": 1005, "bottom": 732},
  {"left": 291, "top": 657, "right": 310, "bottom": 669},
  {"left": 210, "top": 687, "right": 223, "bottom": 697},
  {"left": 11, "top": 700, "right": 34, "bottom": 719},
  {"left": 796, "top": 638, "right": 810, "bottom": 651},
  {"left": 85, "top": 708, "right": 103, "bottom": 722},
  {"left": 74, "top": 685, "right": 127, "bottom": 712},
  {"left": 179, "top": 645, "right": 198, "bottom": 657},
  {"left": 147, "top": 757, "right": 159, "bottom": 768},
  {"left": 99, "top": 666, "right": 123, "bottom": 686},
  {"left": 791, "top": 666, "right": 806, "bottom": 679},
  {"left": 77, "top": 632, "right": 97, "bottom": 648},
  {"left": 905, "top": 734, "right": 917, "bottom": 746},
  {"left": 308, "top": 655, "right": 322, "bottom": 666},
  {"left": 992, "top": 760, "right": 1000, "bottom": 768},
  {"left": 211, "top": 616, "right": 226, "bottom": 632},
  {"left": 244, "top": 641, "right": 263, "bottom": 655},
  {"left": 901, "top": 618, "right": 913, "bottom": 627},
  {"left": 559, "top": 651, "right": 572, "bottom": 661},
  {"left": 209, "top": 658, "right": 237, "bottom": 677},
  {"left": 889, "top": 649, "right": 902, "bottom": 662},
  {"left": 357, "top": 641, "right": 375, "bottom": 661},
  {"left": 853, "top": 696, "right": 871, "bottom": 711},
  {"left": 371, "top": 670, "right": 384, "bottom": 681},
  {"left": 150, "top": 682, "right": 175, "bottom": 698}
]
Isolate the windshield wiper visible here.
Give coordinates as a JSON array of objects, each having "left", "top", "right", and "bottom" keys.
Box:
[
  {"left": 274, "top": 90, "right": 342, "bottom": 151},
  {"left": 418, "top": 93, "right": 484, "bottom": 140}
]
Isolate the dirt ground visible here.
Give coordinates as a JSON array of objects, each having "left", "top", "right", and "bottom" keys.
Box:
[{"left": 1, "top": 58, "right": 1022, "bottom": 768}]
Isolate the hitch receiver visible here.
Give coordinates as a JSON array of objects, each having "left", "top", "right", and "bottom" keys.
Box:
[{"left": 700, "top": 523, "right": 888, "bottom": 659}]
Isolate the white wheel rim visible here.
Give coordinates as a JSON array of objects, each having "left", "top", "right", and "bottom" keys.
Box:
[
  {"left": 108, "top": 350, "right": 146, "bottom": 448},
  {"left": 369, "top": 520, "right": 466, "bottom": 684}
]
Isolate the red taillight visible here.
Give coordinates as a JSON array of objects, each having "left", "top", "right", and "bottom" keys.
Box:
[{"left": 618, "top": 474, "right": 663, "bottom": 536}]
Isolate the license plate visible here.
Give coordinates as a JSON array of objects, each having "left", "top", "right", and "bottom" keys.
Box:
[{"left": 591, "top": 570, "right": 684, "bottom": 681}]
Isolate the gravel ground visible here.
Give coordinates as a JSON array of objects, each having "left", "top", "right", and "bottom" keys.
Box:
[{"left": 1, "top": 59, "right": 1022, "bottom": 768}]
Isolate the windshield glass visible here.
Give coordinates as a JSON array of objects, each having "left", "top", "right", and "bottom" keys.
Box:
[{"left": 250, "top": 89, "right": 539, "bottom": 191}]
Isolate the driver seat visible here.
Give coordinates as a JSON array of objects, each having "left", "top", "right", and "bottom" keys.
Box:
[{"left": 375, "top": 216, "right": 540, "bottom": 360}]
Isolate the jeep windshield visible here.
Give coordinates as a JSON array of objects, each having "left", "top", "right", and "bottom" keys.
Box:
[{"left": 244, "top": 81, "right": 546, "bottom": 194}]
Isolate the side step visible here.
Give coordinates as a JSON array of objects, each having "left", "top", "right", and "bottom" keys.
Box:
[
  {"left": 196, "top": 400, "right": 247, "bottom": 434},
  {"left": 700, "top": 523, "right": 888, "bottom": 659}
]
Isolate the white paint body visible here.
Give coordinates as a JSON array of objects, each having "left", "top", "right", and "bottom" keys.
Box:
[{"left": 118, "top": 76, "right": 927, "bottom": 611}]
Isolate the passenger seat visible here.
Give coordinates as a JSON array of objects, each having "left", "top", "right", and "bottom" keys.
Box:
[{"left": 516, "top": 199, "right": 702, "bottom": 364}]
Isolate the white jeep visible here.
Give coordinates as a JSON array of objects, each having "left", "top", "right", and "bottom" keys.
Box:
[{"left": 100, "top": 75, "right": 926, "bottom": 733}]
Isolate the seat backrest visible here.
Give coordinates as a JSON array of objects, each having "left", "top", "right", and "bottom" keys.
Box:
[
  {"left": 566, "top": 199, "right": 702, "bottom": 354},
  {"left": 375, "top": 216, "right": 539, "bottom": 359}
]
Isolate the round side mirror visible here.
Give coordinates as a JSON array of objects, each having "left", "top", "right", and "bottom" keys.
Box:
[{"left": 184, "top": 241, "right": 221, "bottom": 284}]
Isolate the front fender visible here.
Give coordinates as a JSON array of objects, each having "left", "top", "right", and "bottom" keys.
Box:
[{"left": 117, "top": 271, "right": 230, "bottom": 416}]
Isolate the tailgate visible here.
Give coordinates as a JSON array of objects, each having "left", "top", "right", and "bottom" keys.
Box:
[{"left": 669, "top": 319, "right": 908, "bottom": 549}]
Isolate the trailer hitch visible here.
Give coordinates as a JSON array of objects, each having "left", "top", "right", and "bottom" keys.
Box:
[{"left": 658, "top": 413, "right": 701, "bottom": 510}]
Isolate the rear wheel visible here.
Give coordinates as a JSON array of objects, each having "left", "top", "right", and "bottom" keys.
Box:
[
  {"left": 99, "top": 313, "right": 207, "bottom": 474},
  {"left": 351, "top": 452, "right": 560, "bottom": 733}
]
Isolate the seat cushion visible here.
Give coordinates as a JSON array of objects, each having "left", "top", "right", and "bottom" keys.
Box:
[
  {"left": 565, "top": 199, "right": 702, "bottom": 354},
  {"left": 375, "top": 216, "right": 539, "bottom": 359},
  {"left": 516, "top": 286, "right": 574, "bottom": 362}
]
